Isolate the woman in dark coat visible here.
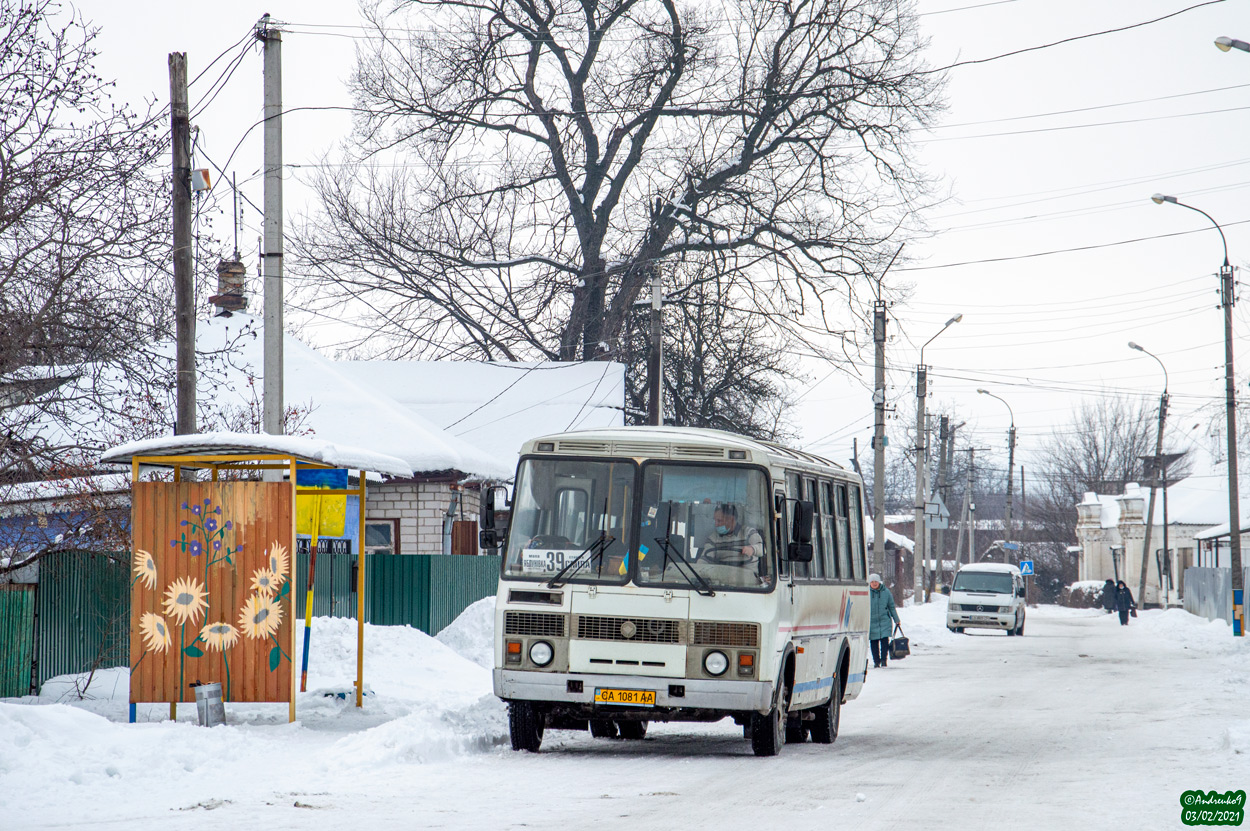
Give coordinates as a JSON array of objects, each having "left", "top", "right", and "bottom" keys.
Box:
[
  {"left": 1101, "top": 579, "right": 1117, "bottom": 613},
  {"left": 1114, "top": 580, "right": 1136, "bottom": 625},
  {"left": 869, "top": 573, "right": 901, "bottom": 667}
]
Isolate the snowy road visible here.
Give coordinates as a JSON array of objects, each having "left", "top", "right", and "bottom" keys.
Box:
[{"left": 4, "top": 603, "right": 1248, "bottom": 830}]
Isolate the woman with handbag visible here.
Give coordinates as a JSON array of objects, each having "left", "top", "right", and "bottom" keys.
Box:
[
  {"left": 1114, "top": 580, "right": 1137, "bottom": 625},
  {"left": 869, "top": 574, "right": 901, "bottom": 667}
]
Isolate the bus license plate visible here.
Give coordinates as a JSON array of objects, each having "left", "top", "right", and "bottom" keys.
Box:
[{"left": 594, "top": 688, "right": 656, "bottom": 707}]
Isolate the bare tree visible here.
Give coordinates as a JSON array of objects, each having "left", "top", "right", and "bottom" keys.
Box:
[
  {"left": 292, "top": 0, "right": 940, "bottom": 367},
  {"left": 614, "top": 262, "right": 797, "bottom": 439},
  {"left": 0, "top": 1, "right": 179, "bottom": 483}
]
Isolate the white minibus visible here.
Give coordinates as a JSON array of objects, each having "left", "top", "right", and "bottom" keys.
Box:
[
  {"left": 946, "top": 562, "right": 1026, "bottom": 635},
  {"left": 480, "top": 426, "right": 871, "bottom": 756}
]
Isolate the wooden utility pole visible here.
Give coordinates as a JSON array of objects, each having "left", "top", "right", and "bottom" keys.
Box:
[
  {"left": 258, "top": 16, "right": 284, "bottom": 436},
  {"left": 169, "top": 53, "right": 195, "bottom": 435},
  {"left": 647, "top": 270, "right": 663, "bottom": 426}
]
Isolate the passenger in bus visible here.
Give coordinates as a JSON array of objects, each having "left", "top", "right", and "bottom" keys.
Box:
[{"left": 699, "top": 504, "right": 763, "bottom": 568}]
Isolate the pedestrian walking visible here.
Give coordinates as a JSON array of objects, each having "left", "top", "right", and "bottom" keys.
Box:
[
  {"left": 869, "top": 573, "right": 900, "bottom": 667},
  {"left": 1100, "top": 578, "right": 1117, "bottom": 613},
  {"left": 1114, "top": 580, "right": 1137, "bottom": 626}
]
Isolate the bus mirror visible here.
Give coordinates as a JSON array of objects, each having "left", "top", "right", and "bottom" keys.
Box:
[
  {"left": 787, "top": 542, "right": 813, "bottom": 562},
  {"left": 479, "top": 528, "right": 499, "bottom": 550},
  {"left": 792, "top": 500, "right": 814, "bottom": 544},
  {"left": 481, "top": 485, "right": 507, "bottom": 529}
]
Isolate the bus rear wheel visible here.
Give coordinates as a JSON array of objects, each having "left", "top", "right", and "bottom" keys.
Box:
[
  {"left": 618, "top": 720, "right": 648, "bottom": 740},
  {"left": 509, "top": 701, "right": 544, "bottom": 752}
]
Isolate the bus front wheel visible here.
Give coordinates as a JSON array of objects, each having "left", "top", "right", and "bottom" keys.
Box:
[
  {"left": 618, "top": 720, "right": 648, "bottom": 740},
  {"left": 509, "top": 702, "right": 544, "bottom": 752}
]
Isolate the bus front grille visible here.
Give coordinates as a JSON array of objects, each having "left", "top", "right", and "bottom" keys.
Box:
[
  {"left": 692, "top": 621, "right": 760, "bottom": 647},
  {"left": 576, "top": 615, "right": 682, "bottom": 644},
  {"left": 504, "top": 611, "right": 566, "bottom": 637}
]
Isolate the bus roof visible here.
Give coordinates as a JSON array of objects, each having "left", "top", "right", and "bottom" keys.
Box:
[{"left": 522, "top": 425, "right": 845, "bottom": 471}]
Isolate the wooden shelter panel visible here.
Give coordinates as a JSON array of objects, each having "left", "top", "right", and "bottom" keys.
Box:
[{"left": 129, "top": 482, "right": 293, "bottom": 703}]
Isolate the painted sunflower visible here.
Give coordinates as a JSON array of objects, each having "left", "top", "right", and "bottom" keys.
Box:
[
  {"left": 200, "top": 621, "right": 240, "bottom": 651},
  {"left": 132, "top": 549, "right": 157, "bottom": 590},
  {"left": 250, "top": 568, "right": 280, "bottom": 597},
  {"left": 162, "top": 576, "right": 208, "bottom": 625},
  {"left": 238, "top": 593, "right": 283, "bottom": 640},
  {"left": 139, "top": 612, "right": 172, "bottom": 652},
  {"left": 266, "top": 542, "right": 289, "bottom": 585}
]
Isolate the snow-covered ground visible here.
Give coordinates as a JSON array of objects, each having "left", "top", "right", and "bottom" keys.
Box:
[{"left": 3, "top": 598, "right": 1248, "bottom": 829}]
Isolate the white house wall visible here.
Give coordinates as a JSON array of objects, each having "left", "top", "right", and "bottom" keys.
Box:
[{"left": 367, "top": 482, "right": 482, "bottom": 556}]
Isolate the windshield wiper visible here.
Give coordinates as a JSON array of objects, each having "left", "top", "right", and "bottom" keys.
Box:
[
  {"left": 654, "top": 502, "right": 715, "bottom": 597},
  {"left": 546, "top": 532, "right": 614, "bottom": 588}
]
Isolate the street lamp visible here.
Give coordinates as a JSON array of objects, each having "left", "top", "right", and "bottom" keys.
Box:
[
  {"left": 1151, "top": 193, "right": 1242, "bottom": 634},
  {"left": 1215, "top": 36, "right": 1250, "bottom": 53},
  {"left": 1128, "top": 341, "right": 1171, "bottom": 606},
  {"left": 914, "top": 314, "right": 962, "bottom": 604},
  {"left": 976, "top": 389, "right": 1016, "bottom": 561}
]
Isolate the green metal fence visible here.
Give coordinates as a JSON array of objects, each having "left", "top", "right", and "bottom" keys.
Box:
[
  {"left": 0, "top": 586, "right": 35, "bottom": 696},
  {"left": 34, "top": 551, "right": 130, "bottom": 690},
  {"left": 10, "top": 552, "right": 502, "bottom": 695}
]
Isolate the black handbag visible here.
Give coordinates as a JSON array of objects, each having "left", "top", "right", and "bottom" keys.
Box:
[{"left": 889, "top": 623, "right": 910, "bottom": 659}]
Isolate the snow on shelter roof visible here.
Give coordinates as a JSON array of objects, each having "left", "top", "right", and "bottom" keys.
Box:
[{"left": 100, "top": 432, "right": 414, "bottom": 478}]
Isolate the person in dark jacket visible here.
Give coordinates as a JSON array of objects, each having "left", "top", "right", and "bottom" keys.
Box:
[
  {"left": 1100, "top": 579, "right": 1117, "bottom": 613},
  {"left": 868, "top": 573, "right": 901, "bottom": 667},
  {"left": 1114, "top": 580, "right": 1137, "bottom": 625}
]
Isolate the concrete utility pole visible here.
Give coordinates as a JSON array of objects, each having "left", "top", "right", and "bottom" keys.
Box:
[
  {"left": 914, "top": 315, "right": 961, "bottom": 603},
  {"left": 966, "top": 449, "right": 976, "bottom": 563},
  {"left": 1133, "top": 342, "right": 1168, "bottom": 608},
  {"left": 872, "top": 300, "right": 888, "bottom": 577},
  {"left": 931, "top": 416, "right": 950, "bottom": 597},
  {"left": 1220, "top": 260, "right": 1243, "bottom": 609},
  {"left": 169, "top": 53, "right": 196, "bottom": 436},
  {"left": 258, "top": 16, "right": 284, "bottom": 436},
  {"left": 647, "top": 270, "right": 663, "bottom": 427}
]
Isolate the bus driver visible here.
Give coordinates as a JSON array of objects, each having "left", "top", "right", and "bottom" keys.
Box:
[{"left": 700, "top": 503, "right": 763, "bottom": 568}]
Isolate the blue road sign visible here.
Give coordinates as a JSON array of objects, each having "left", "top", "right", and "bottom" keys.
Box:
[{"left": 1019, "top": 560, "right": 1034, "bottom": 576}]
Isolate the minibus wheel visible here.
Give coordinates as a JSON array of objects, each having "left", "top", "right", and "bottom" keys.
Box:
[
  {"left": 509, "top": 701, "right": 544, "bottom": 752},
  {"left": 809, "top": 685, "right": 840, "bottom": 745},
  {"left": 589, "top": 718, "right": 618, "bottom": 739},
  {"left": 618, "top": 720, "right": 648, "bottom": 740},
  {"left": 750, "top": 685, "right": 788, "bottom": 757},
  {"left": 785, "top": 714, "right": 807, "bottom": 744}
]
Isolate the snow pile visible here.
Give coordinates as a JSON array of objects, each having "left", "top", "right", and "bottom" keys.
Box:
[
  {"left": 0, "top": 616, "right": 506, "bottom": 826},
  {"left": 436, "top": 597, "right": 496, "bottom": 669}
]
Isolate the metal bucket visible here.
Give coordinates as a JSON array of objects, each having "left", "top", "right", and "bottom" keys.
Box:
[{"left": 191, "top": 682, "right": 225, "bottom": 727}]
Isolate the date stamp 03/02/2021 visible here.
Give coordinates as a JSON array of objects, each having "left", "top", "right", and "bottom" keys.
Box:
[{"left": 1180, "top": 790, "right": 1246, "bottom": 827}]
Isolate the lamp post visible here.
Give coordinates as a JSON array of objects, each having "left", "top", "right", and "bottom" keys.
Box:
[
  {"left": 1151, "top": 193, "right": 1243, "bottom": 634},
  {"left": 914, "top": 314, "right": 962, "bottom": 604},
  {"left": 1129, "top": 341, "right": 1170, "bottom": 606},
  {"left": 977, "top": 389, "right": 1016, "bottom": 561},
  {"left": 1215, "top": 36, "right": 1250, "bottom": 53}
]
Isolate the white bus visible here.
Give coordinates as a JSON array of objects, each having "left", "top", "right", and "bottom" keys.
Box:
[{"left": 480, "top": 426, "right": 871, "bottom": 756}]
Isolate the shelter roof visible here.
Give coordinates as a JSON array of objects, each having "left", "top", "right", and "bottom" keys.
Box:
[{"left": 100, "top": 432, "right": 413, "bottom": 478}]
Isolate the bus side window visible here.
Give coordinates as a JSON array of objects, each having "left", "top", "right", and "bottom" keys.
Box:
[
  {"left": 555, "top": 487, "right": 588, "bottom": 542},
  {"left": 820, "top": 480, "right": 838, "bottom": 579},
  {"left": 775, "top": 489, "right": 789, "bottom": 579},
  {"left": 835, "top": 483, "right": 852, "bottom": 580},
  {"left": 801, "top": 478, "right": 824, "bottom": 579},
  {"left": 848, "top": 484, "right": 867, "bottom": 580}
]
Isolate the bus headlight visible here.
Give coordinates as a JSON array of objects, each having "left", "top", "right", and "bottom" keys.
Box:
[
  {"left": 703, "top": 650, "right": 729, "bottom": 676},
  {"left": 529, "top": 640, "right": 554, "bottom": 667}
]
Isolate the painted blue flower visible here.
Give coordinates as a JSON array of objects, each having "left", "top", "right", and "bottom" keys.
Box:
[
  {"left": 169, "top": 540, "right": 179, "bottom": 548},
  {"left": 223, "top": 521, "right": 232, "bottom": 531},
  {"left": 191, "top": 504, "right": 202, "bottom": 516},
  {"left": 213, "top": 506, "right": 222, "bottom": 514},
  {"left": 181, "top": 502, "right": 189, "bottom": 510},
  {"left": 203, "top": 498, "right": 212, "bottom": 506},
  {"left": 180, "top": 519, "right": 188, "bottom": 527},
  {"left": 205, "top": 517, "right": 218, "bottom": 533},
  {"left": 213, "top": 540, "right": 222, "bottom": 551},
  {"left": 189, "top": 540, "right": 203, "bottom": 557}
]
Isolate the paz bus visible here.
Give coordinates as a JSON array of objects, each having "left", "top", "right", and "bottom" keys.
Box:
[{"left": 479, "top": 426, "right": 871, "bottom": 756}]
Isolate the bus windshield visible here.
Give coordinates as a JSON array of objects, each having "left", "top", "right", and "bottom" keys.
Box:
[
  {"left": 953, "top": 571, "right": 1013, "bottom": 594},
  {"left": 503, "top": 458, "right": 635, "bottom": 584},
  {"left": 635, "top": 463, "right": 775, "bottom": 592}
]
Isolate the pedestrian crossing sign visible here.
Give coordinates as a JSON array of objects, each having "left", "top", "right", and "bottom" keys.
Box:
[{"left": 1019, "top": 559, "right": 1034, "bottom": 576}]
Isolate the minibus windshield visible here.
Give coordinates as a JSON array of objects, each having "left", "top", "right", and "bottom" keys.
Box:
[
  {"left": 635, "top": 463, "right": 774, "bottom": 592},
  {"left": 952, "top": 571, "right": 1013, "bottom": 594},
  {"left": 503, "top": 458, "right": 634, "bottom": 584}
]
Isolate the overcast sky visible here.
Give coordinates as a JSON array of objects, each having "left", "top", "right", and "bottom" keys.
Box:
[{"left": 77, "top": 0, "right": 1250, "bottom": 478}]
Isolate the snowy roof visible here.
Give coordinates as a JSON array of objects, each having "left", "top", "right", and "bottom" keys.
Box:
[
  {"left": 100, "top": 432, "right": 413, "bottom": 478},
  {"left": 343, "top": 360, "right": 625, "bottom": 469},
  {"left": 865, "top": 520, "right": 914, "bottom": 551}
]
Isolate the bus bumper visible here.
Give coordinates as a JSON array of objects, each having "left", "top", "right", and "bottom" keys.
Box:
[{"left": 495, "top": 669, "right": 775, "bottom": 712}]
